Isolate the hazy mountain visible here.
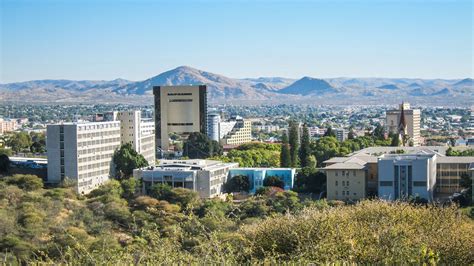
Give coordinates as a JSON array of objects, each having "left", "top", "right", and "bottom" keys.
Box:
[
  {"left": 0, "top": 66, "right": 472, "bottom": 105},
  {"left": 279, "top": 77, "right": 335, "bottom": 95},
  {"left": 377, "top": 84, "right": 399, "bottom": 90},
  {"left": 113, "top": 66, "right": 272, "bottom": 99}
]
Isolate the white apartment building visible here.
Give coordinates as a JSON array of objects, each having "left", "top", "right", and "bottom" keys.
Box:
[
  {"left": 114, "top": 111, "right": 156, "bottom": 165},
  {"left": 0, "top": 118, "right": 18, "bottom": 135},
  {"left": 134, "top": 159, "right": 239, "bottom": 198},
  {"left": 386, "top": 102, "right": 421, "bottom": 146},
  {"left": 47, "top": 121, "right": 121, "bottom": 194}
]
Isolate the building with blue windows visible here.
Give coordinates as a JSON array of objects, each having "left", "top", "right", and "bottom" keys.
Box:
[
  {"left": 378, "top": 153, "right": 437, "bottom": 202},
  {"left": 228, "top": 168, "right": 296, "bottom": 193}
]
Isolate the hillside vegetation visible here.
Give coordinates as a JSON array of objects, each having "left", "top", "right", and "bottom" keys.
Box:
[{"left": 0, "top": 174, "right": 473, "bottom": 264}]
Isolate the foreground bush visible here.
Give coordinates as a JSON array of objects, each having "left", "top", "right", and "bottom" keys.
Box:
[{"left": 1, "top": 175, "right": 473, "bottom": 264}]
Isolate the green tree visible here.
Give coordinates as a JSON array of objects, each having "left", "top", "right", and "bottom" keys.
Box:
[
  {"left": 294, "top": 168, "right": 326, "bottom": 193},
  {"left": 324, "top": 126, "right": 336, "bottom": 137},
  {"left": 120, "top": 178, "right": 138, "bottom": 200},
  {"left": 280, "top": 133, "right": 291, "bottom": 167},
  {"left": 113, "top": 143, "right": 148, "bottom": 179},
  {"left": 459, "top": 172, "right": 472, "bottom": 203},
  {"left": 223, "top": 175, "right": 250, "bottom": 193},
  {"left": 389, "top": 132, "right": 400, "bottom": 147},
  {"left": 183, "top": 132, "right": 223, "bottom": 159},
  {"left": 263, "top": 176, "right": 285, "bottom": 189},
  {"left": 6, "top": 174, "right": 43, "bottom": 191},
  {"left": 6, "top": 132, "right": 32, "bottom": 153},
  {"left": 288, "top": 121, "right": 299, "bottom": 167},
  {"left": 299, "top": 123, "right": 311, "bottom": 168},
  {"left": 372, "top": 124, "right": 385, "bottom": 140}
]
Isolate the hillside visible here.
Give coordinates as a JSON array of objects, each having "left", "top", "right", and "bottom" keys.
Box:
[
  {"left": 0, "top": 66, "right": 472, "bottom": 105},
  {"left": 0, "top": 174, "right": 473, "bottom": 264}
]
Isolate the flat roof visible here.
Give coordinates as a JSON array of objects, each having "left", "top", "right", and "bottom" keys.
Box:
[{"left": 437, "top": 156, "right": 474, "bottom": 164}]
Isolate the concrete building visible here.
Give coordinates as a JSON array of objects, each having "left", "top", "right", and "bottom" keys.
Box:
[
  {"left": 334, "top": 128, "right": 347, "bottom": 142},
  {"left": 47, "top": 121, "right": 121, "bottom": 194},
  {"left": 386, "top": 102, "right": 421, "bottom": 146},
  {"left": 324, "top": 154, "right": 379, "bottom": 200},
  {"left": 324, "top": 146, "right": 474, "bottom": 201},
  {"left": 228, "top": 168, "right": 296, "bottom": 194},
  {"left": 133, "top": 159, "right": 238, "bottom": 198},
  {"left": 378, "top": 153, "right": 437, "bottom": 202},
  {"left": 114, "top": 111, "right": 156, "bottom": 165},
  {"left": 153, "top": 85, "right": 207, "bottom": 151},
  {"left": 436, "top": 156, "right": 474, "bottom": 194},
  {"left": 207, "top": 108, "right": 221, "bottom": 142},
  {"left": 0, "top": 118, "right": 18, "bottom": 135},
  {"left": 220, "top": 116, "right": 252, "bottom": 146}
]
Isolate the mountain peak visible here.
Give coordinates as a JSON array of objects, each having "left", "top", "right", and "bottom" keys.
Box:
[{"left": 279, "top": 76, "right": 335, "bottom": 95}]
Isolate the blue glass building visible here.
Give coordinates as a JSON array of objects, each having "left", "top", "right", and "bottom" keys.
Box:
[{"left": 228, "top": 168, "right": 296, "bottom": 193}]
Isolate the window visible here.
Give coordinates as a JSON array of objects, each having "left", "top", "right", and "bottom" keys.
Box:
[
  {"left": 413, "top": 181, "right": 427, "bottom": 187},
  {"left": 335, "top": 180, "right": 338, "bottom": 186},
  {"left": 347, "top": 181, "right": 349, "bottom": 186},
  {"left": 380, "top": 181, "right": 393, "bottom": 186}
]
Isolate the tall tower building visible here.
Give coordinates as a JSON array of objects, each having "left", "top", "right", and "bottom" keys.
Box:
[
  {"left": 207, "top": 108, "right": 221, "bottom": 142},
  {"left": 115, "top": 111, "right": 156, "bottom": 165},
  {"left": 386, "top": 102, "right": 421, "bottom": 146},
  {"left": 153, "top": 85, "right": 207, "bottom": 150}
]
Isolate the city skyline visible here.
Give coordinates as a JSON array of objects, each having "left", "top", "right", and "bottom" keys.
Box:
[{"left": 1, "top": 0, "right": 473, "bottom": 83}]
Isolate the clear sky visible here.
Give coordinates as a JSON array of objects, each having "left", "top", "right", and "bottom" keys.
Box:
[{"left": 0, "top": 0, "right": 472, "bottom": 83}]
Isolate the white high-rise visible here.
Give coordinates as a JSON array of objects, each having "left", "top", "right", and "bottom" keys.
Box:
[
  {"left": 47, "top": 121, "right": 121, "bottom": 194},
  {"left": 115, "top": 111, "right": 156, "bottom": 165}
]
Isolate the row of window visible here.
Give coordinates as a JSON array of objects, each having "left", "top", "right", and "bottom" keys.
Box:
[
  {"left": 78, "top": 152, "right": 114, "bottom": 162},
  {"left": 77, "top": 123, "right": 120, "bottom": 131},
  {"left": 169, "top": 99, "right": 193, "bottom": 102},
  {"left": 335, "top": 170, "right": 357, "bottom": 177},
  {"left": 78, "top": 137, "right": 120, "bottom": 147},
  {"left": 335, "top": 180, "right": 350, "bottom": 186},
  {"left": 78, "top": 169, "right": 109, "bottom": 179},
  {"left": 78, "top": 145, "right": 118, "bottom": 155},
  {"left": 78, "top": 161, "right": 111, "bottom": 171},
  {"left": 379, "top": 181, "right": 427, "bottom": 187}
]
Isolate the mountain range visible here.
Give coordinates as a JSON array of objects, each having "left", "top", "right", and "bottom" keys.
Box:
[{"left": 0, "top": 66, "right": 472, "bottom": 105}]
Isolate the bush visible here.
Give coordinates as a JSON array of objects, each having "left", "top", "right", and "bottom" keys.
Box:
[{"left": 5, "top": 174, "right": 43, "bottom": 191}]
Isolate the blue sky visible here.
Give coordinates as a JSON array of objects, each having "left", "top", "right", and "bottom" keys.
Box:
[{"left": 0, "top": 0, "right": 472, "bottom": 83}]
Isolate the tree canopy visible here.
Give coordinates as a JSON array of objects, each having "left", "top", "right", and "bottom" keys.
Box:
[
  {"left": 113, "top": 143, "right": 149, "bottom": 178},
  {"left": 183, "top": 132, "right": 223, "bottom": 159}
]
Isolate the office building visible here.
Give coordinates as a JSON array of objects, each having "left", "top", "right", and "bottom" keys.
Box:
[
  {"left": 220, "top": 116, "right": 252, "bottom": 146},
  {"left": 435, "top": 156, "right": 474, "bottom": 194},
  {"left": 115, "top": 111, "right": 156, "bottom": 165},
  {"left": 133, "top": 159, "right": 238, "bottom": 198},
  {"left": 228, "top": 168, "right": 296, "bottom": 194},
  {"left": 386, "top": 102, "right": 421, "bottom": 146},
  {"left": 47, "top": 121, "right": 121, "bottom": 194},
  {"left": 324, "top": 146, "right": 474, "bottom": 201},
  {"left": 378, "top": 153, "right": 437, "bottom": 202},
  {"left": 207, "top": 108, "right": 221, "bottom": 142},
  {"left": 153, "top": 85, "right": 207, "bottom": 150}
]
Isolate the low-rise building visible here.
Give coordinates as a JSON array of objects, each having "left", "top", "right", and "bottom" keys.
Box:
[
  {"left": 378, "top": 153, "right": 437, "bottom": 202},
  {"left": 133, "top": 159, "right": 238, "bottom": 198},
  {"left": 324, "top": 158, "right": 368, "bottom": 201},
  {"left": 228, "top": 168, "right": 295, "bottom": 193}
]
